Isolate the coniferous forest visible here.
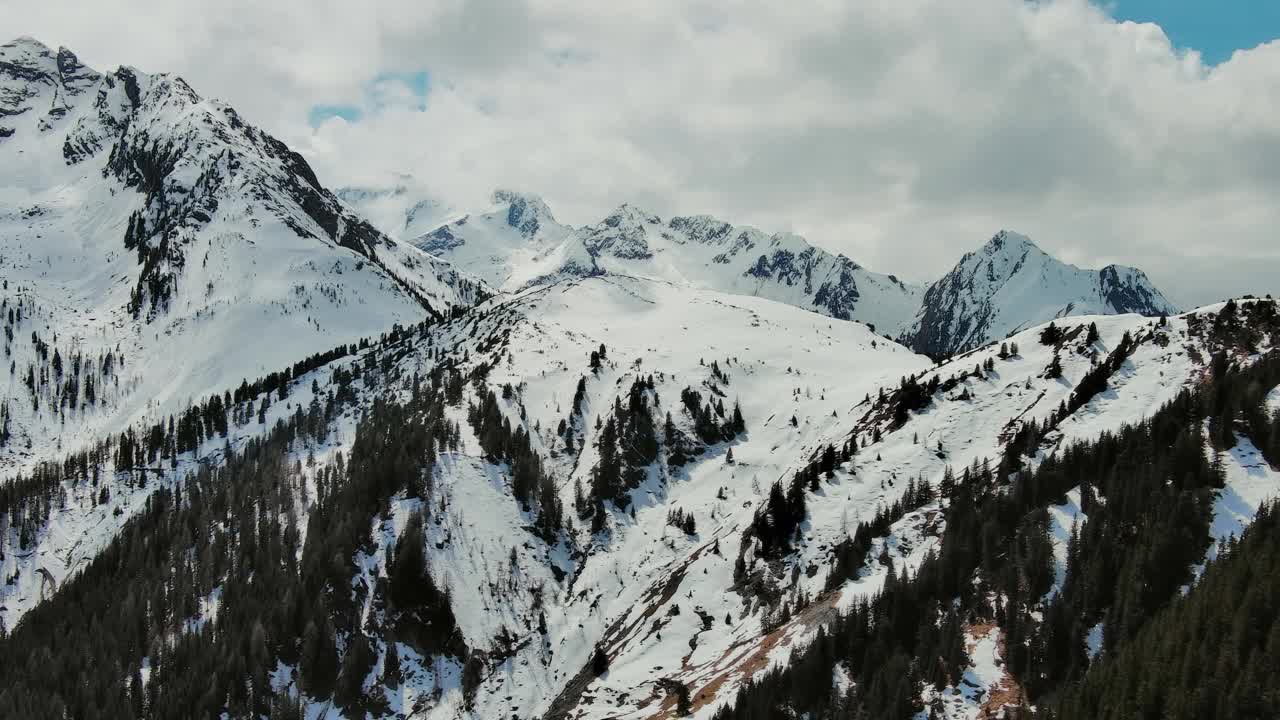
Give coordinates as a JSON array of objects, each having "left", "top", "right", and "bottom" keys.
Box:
[
  {"left": 1, "top": 305, "right": 1277, "bottom": 718},
  {"left": 0, "top": 294, "right": 1277, "bottom": 719},
  {"left": 713, "top": 346, "right": 1280, "bottom": 720},
  {"left": 0, "top": 341, "right": 470, "bottom": 718}
]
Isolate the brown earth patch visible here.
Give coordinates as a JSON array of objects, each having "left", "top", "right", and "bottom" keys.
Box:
[
  {"left": 965, "top": 623, "right": 1028, "bottom": 720},
  {"left": 634, "top": 591, "right": 841, "bottom": 719}
]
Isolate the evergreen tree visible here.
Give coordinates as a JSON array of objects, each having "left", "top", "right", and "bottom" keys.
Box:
[
  {"left": 300, "top": 618, "right": 339, "bottom": 698},
  {"left": 1040, "top": 321, "right": 1064, "bottom": 346},
  {"left": 383, "top": 641, "right": 402, "bottom": 689},
  {"left": 336, "top": 632, "right": 375, "bottom": 709},
  {"left": 1046, "top": 351, "right": 1063, "bottom": 379}
]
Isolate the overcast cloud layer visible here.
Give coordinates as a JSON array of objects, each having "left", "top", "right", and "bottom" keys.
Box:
[{"left": 9, "top": 0, "right": 1279, "bottom": 306}]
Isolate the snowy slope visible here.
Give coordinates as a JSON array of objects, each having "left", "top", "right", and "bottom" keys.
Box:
[
  {"left": 902, "top": 230, "right": 1178, "bottom": 357},
  {"left": 0, "top": 36, "right": 485, "bottom": 473},
  {"left": 415, "top": 296, "right": 1276, "bottom": 720},
  {"left": 1, "top": 274, "right": 1275, "bottom": 718},
  {"left": 336, "top": 293, "right": 1278, "bottom": 720},
  {"left": 401, "top": 275, "right": 928, "bottom": 718},
  {"left": 1206, "top": 433, "right": 1280, "bottom": 560},
  {"left": 0, "top": 273, "right": 928, "bottom": 711},
  {"left": 585, "top": 301, "right": 1271, "bottom": 720}
]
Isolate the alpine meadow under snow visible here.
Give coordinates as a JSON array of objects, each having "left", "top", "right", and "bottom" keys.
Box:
[{"left": 2, "top": 34, "right": 1280, "bottom": 720}]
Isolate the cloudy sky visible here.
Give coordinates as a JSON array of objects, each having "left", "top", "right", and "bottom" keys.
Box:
[{"left": 9, "top": 0, "right": 1280, "bottom": 306}]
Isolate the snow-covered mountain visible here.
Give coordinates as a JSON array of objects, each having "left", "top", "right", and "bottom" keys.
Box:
[
  {"left": 411, "top": 189, "right": 577, "bottom": 290},
  {"left": 2, "top": 33, "right": 1272, "bottom": 720},
  {"left": 0, "top": 36, "right": 485, "bottom": 471},
  {"left": 413, "top": 193, "right": 923, "bottom": 335},
  {"left": 377, "top": 190, "right": 1176, "bottom": 350},
  {"left": 335, "top": 178, "right": 461, "bottom": 245},
  {"left": 901, "top": 230, "right": 1178, "bottom": 357},
  {"left": 3, "top": 263, "right": 1275, "bottom": 718}
]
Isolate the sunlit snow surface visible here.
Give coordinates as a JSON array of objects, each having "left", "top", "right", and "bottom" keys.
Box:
[{"left": 1207, "top": 434, "right": 1280, "bottom": 560}]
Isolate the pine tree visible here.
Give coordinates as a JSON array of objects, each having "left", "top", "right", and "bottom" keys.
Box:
[
  {"left": 675, "top": 682, "right": 692, "bottom": 716},
  {"left": 573, "top": 376, "right": 588, "bottom": 414},
  {"left": 336, "top": 632, "right": 375, "bottom": 708},
  {"left": 300, "top": 618, "right": 339, "bottom": 698},
  {"left": 1046, "top": 352, "right": 1063, "bottom": 379},
  {"left": 383, "top": 641, "right": 402, "bottom": 688},
  {"left": 592, "top": 645, "right": 609, "bottom": 676}
]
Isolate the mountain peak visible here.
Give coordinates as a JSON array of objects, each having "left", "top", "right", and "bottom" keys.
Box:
[
  {"left": 2, "top": 35, "right": 52, "bottom": 53},
  {"left": 1, "top": 35, "right": 57, "bottom": 71},
  {"left": 903, "top": 231, "right": 1177, "bottom": 356},
  {"left": 0, "top": 37, "right": 95, "bottom": 84},
  {"left": 667, "top": 214, "right": 738, "bottom": 245},
  {"left": 55, "top": 45, "right": 83, "bottom": 69},
  {"left": 491, "top": 188, "right": 545, "bottom": 206},
  {"left": 980, "top": 230, "right": 1040, "bottom": 257},
  {"left": 1098, "top": 262, "right": 1145, "bottom": 276},
  {"left": 1098, "top": 264, "right": 1177, "bottom": 316},
  {"left": 604, "top": 203, "right": 661, "bottom": 227},
  {"left": 2, "top": 37, "right": 109, "bottom": 135},
  {"left": 491, "top": 189, "right": 556, "bottom": 236}
]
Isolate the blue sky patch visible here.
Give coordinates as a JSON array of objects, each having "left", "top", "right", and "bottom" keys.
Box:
[
  {"left": 308, "top": 70, "right": 430, "bottom": 127},
  {"left": 308, "top": 104, "right": 363, "bottom": 127},
  {"left": 373, "top": 70, "right": 431, "bottom": 109},
  {"left": 1105, "top": 0, "right": 1280, "bottom": 65}
]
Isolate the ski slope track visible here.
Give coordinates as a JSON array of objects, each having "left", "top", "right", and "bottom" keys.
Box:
[{"left": 0, "top": 37, "right": 486, "bottom": 474}]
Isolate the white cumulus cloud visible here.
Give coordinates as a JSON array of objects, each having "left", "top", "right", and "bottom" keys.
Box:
[{"left": 7, "top": 0, "right": 1279, "bottom": 305}]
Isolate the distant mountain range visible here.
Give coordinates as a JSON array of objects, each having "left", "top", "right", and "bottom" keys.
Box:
[{"left": 341, "top": 184, "right": 1177, "bottom": 349}]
